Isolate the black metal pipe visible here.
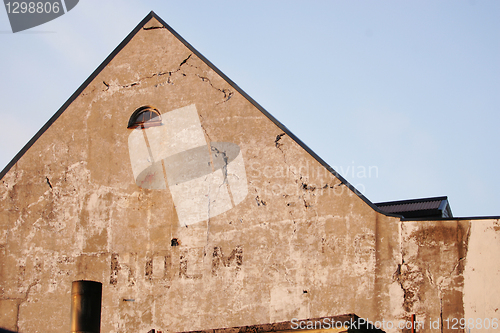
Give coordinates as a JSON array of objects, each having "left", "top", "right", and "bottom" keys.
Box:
[{"left": 70, "top": 280, "right": 102, "bottom": 333}]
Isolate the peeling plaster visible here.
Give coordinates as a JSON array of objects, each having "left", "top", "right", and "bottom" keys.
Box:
[
  {"left": 1, "top": 15, "right": 498, "bottom": 333},
  {"left": 464, "top": 220, "right": 500, "bottom": 324}
]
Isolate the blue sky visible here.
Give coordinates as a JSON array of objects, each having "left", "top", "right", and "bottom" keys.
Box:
[{"left": 0, "top": 1, "right": 499, "bottom": 217}]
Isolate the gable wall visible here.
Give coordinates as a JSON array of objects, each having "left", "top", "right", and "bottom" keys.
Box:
[{"left": 1, "top": 15, "right": 497, "bottom": 333}]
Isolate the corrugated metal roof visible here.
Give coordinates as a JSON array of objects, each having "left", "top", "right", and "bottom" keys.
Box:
[
  {"left": 375, "top": 196, "right": 451, "bottom": 218},
  {"left": 376, "top": 199, "right": 443, "bottom": 214}
]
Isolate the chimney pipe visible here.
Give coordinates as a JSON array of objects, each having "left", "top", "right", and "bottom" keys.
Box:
[{"left": 70, "top": 280, "right": 102, "bottom": 333}]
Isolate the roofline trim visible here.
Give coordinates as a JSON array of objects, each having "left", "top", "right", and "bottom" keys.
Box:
[{"left": 375, "top": 196, "right": 448, "bottom": 207}]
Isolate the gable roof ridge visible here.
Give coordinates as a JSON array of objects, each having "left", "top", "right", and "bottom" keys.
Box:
[{"left": 1, "top": 11, "right": 394, "bottom": 217}]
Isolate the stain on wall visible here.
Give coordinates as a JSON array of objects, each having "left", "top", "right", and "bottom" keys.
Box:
[{"left": 128, "top": 104, "right": 248, "bottom": 226}]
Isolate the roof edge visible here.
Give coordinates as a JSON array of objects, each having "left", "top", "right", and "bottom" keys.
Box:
[{"left": 375, "top": 196, "right": 448, "bottom": 207}]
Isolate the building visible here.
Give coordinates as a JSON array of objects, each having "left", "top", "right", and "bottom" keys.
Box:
[{"left": 0, "top": 12, "right": 499, "bottom": 333}]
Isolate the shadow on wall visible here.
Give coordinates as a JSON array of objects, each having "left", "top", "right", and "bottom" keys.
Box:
[{"left": 0, "top": 328, "right": 16, "bottom": 333}]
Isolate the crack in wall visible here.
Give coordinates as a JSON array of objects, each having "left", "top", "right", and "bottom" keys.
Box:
[
  {"left": 450, "top": 257, "right": 466, "bottom": 277},
  {"left": 199, "top": 117, "right": 213, "bottom": 143},
  {"left": 426, "top": 266, "right": 434, "bottom": 286},
  {"left": 439, "top": 296, "right": 444, "bottom": 333},
  {"left": 45, "top": 177, "right": 52, "bottom": 189},
  {"left": 461, "top": 223, "right": 472, "bottom": 269},
  {"left": 298, "top": 176, "right": 315, "bottom": 209},
  {"left": 100, "top": 53, "right": 234, "bottom": 105},
  {"left": 143, "top": 26, "right": 166, "bottom": 30},
  {"left": 274, "top": 133, "right": 294, "bottom": 177},
  {"left": 272, "top": 133, "right": 325, "bottom": 215},
  {"left": 393, "top": 263, "right": 407, "bottom": 308},
  {"left": 173, "top": 54, "right": 234, "bottom": 103},
  {"left": 301, "top": 183, "right": 316, "bottom": 191},
  {"left": 302, "top": 197, "right": 310, "bottom": 208},
  {"left": 275, "top": 133, "right": 285, "bottom": 149},
  {"left": 255, "top": 195, "right": 267, "bottom": 206},
  {"left": 210, "top": 145, "right": 236, "bottom": 207},
  {"left": 195, "top": 75, "right": 233, "bottom": 102},
  {"left": 206, "top": 175, "right": 212, "bottom": 245},
  {"left": 210, "top": 146, "right": 229, "bottom": 185},
  {"left": 14, "top": 280, "right": 39, "bottom": 332},
  {"left": 179, "top": 54, "right": 192, "bottom": 67},
  {"left": 395, "top": 223, "right": 415, "bottom": 324},
  {"left": 122, "top": 82, "right": 140, "bottom": 88},
  {"left": 102, "top": 54, "right": 193, "bottom": 92}
]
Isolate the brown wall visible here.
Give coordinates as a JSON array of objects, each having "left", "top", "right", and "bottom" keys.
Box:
[{"left": 0, "top": 16, "right": 498, "bottom": 333}]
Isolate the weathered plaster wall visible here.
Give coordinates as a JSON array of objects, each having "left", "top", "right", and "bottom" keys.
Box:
[
  {"left": 399, "top": 220, "right": 470, "bottom": 333},
  {"left": 0, "top": 16, "right": 400, "bottom": 333},
  {"left": 0, "top": 15, "right": 498, "bottom": 333},
  {"left": 400, "top": 219, "right": 500, "bottom": 333},
  {"left": 463, "top": 220, "right": 500, "bottom": 332}
]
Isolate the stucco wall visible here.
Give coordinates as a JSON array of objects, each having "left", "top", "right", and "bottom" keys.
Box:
[
  {"left": 399, "top": 219, "right": 500, "bottom": 333},
  {"left": 463, "top": 220, "right": 500, "bottom": 332},
  {"left": 0, "top": 15, "right": 498, "bottom": 333}
]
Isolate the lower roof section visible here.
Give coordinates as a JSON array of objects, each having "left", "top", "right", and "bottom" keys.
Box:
[{"left": 375, "top": 196, "right": 453, "bottom": 219}]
